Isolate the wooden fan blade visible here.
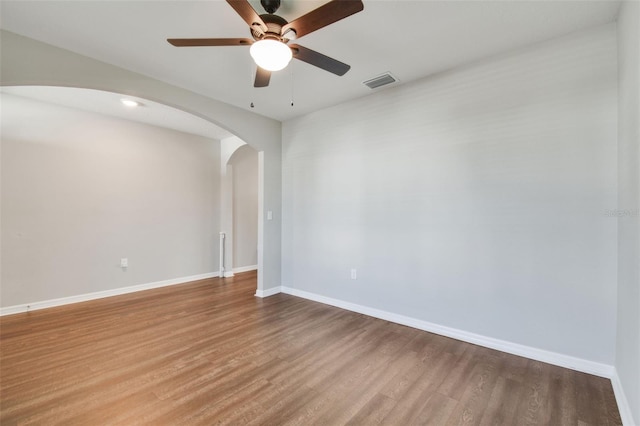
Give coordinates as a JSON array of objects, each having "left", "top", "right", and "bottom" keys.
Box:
[
  {"left": 226, "top": 0, "right": 267, "bottom": 33},
  {"left": 254, "top": 67, "right": 271, "bottom": 87},
  {"left": 168, "top": 38, "right": 253, "bottom": 47},
  {"left": 290, "top": 44, "right": 350, "bottom": 76},
  {"left": 282, "top": 0, "right": 363, "bottom": 39}
]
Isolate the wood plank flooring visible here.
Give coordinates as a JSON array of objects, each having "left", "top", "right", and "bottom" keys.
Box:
[{"left": 0, "top": 272, "right": 622, "bottom": 425}]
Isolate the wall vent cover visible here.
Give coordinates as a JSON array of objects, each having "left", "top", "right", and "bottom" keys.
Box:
[{"left": 362, "top": 72, "right": 397, "bottom": 89}]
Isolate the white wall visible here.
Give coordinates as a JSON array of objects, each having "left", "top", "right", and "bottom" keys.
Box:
[
  {"left": 282, "top": 24, "right": 618, "bottom": 365},
  {"left": 1, "top": 94, "right": 220, "bottom": 307},
  {"left": 616, "top": 1, "right": 640, "bottom": 424},
  {"left": 230, "top": 145, "right": 258, "bottom": 269}
]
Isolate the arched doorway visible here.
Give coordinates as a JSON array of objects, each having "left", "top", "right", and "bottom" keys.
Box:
[
  {"left": 0, "top": 85, "right": 269, "bottom": 310},
  {"left": 219, "top": 141, "right": 259, "bottom": 278},
  {"left": 1, "top": 31, "right": 282, "bottom": 298}
]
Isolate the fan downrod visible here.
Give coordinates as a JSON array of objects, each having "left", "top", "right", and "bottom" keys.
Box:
[{"left": 260, "top": 0, "right": 281, "bottom": 14}]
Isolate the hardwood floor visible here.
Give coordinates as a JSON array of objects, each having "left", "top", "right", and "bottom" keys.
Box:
[{"left": 0, "top": 272, "right": 621, "bottom": 425}]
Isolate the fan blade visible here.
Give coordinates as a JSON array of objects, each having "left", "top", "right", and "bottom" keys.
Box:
[
  {"left": 282, "top": 0, "right": 363, "bottom": 39},
  {"left": 290, "top": 44, "right": 350, "bottom": 76},
  {"left": 226, "top": 0, "right": 267, "bottom": 33},
  {"left": 168, "top": 38, "right": 253, "bottom": 47},
  {"left": 254, "top": 67, "right": 271, "bottom": 87}
]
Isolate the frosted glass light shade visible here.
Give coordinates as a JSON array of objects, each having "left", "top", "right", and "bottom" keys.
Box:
[{"left": 250, "top": 39, "right": 292, "bottom": 71}]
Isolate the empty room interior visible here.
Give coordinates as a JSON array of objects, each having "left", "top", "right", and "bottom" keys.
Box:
[{"left": 0, "top": 0, "right": 639, "bottom": 424}]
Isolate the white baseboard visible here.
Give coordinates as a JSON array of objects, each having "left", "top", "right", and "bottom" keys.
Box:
[
  {"left": 233, "top": 265, "right": 258, "bottom": 274},
  {"left": 611, "top": 369, "right": 637, "bottom": 426},
  {"left": 223, "top": 271, "right": 235, "bottom": 278},
  {"left": 255, "top": 286, "right": 282, "bottom": 298},
  {"left": 0, "top": 272, "right": 220, "bottom": 316},
  {"left": 280, "top": 286, "right": 614, "bottom": 379}
]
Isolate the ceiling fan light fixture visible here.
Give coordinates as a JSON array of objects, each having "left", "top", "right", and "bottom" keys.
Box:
[{"left": 250, "top": 39, "right": 292, "bottom": 72}]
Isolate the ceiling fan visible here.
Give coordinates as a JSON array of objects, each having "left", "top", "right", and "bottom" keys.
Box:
[{"left": 168, "top": 0, "right": 364, "bottom": 88}]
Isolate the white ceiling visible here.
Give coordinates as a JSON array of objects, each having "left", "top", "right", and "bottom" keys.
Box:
[
  {"left": 0, "top": 86, "right": 234, "bottom": 140},
  {"left": 0, "top": 0, "right": 621, "bottom": 123}
]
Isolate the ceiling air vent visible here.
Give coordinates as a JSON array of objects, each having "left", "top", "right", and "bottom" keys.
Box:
[{"left": 362, "top": 72, "right": 397, "bottom": 89}]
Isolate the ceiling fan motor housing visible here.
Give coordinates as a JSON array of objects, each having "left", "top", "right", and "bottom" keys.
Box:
[{"left": 252, "top": 13, "right": 288, "bottom": 41}]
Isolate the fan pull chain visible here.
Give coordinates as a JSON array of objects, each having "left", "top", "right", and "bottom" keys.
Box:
[
  {"left": 250, "top": 57, "right": 255, "bottom": 108},
  {"left": 290, "top": 62, "right": 294, "bottom": 107}
]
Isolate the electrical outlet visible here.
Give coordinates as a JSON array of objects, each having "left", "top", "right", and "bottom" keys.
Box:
[
  {"left": 350, "top": 268, "right": 357, "bottom": 280},
  {"left": 120, "top": 258, "right": 128, "bottom": 268}
]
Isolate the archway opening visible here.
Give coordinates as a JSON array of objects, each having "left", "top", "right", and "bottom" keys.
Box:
[
  {"left": 219, "top": 143, "right": 260, "bottom": 279},
  {"left": 1, "top": 85, "right": 265, "bottom": 308}
]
